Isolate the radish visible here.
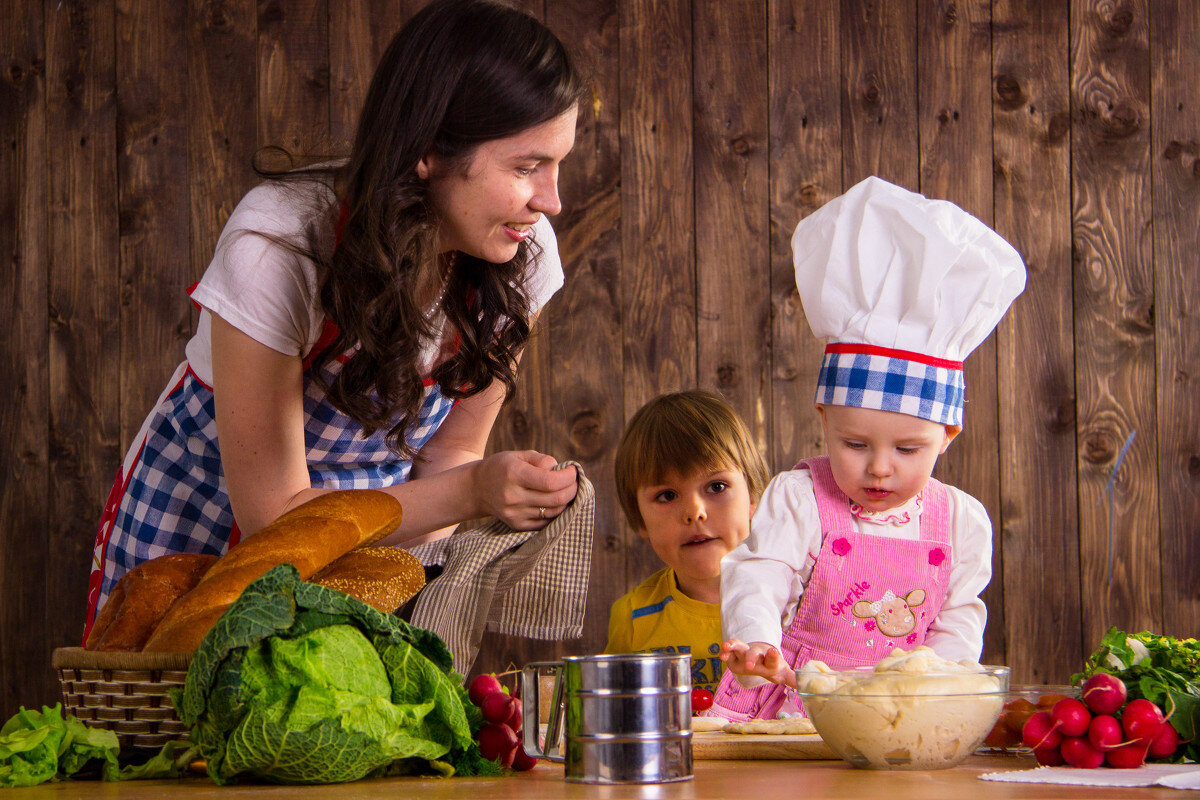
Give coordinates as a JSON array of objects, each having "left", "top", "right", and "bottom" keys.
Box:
[
  {"left": 478, "top": 723, "right": 519, "bottom": 767},
  {"left": 1034, "top": 745, "right": 1066, "bottom": 766},
  {"left": 511, "top": 747, "right": 538, "bottom": 771},
  {"left": 1022, "top": 711, "right": 1063, "bottom": 750},
  {"left": 1080, "top": 673, "right": 1127, "bottom": 716},
  {"left": 1051, "top": 697, "right": 1092, "bottom": 737},
  {"left": 505, "top": 695, "right": 523, "bottom": 731},
  {"left": 481, "top": 690, "right": 517, "bottom": 724},
  {"left": 1060, "top": 736, "right": 1105, "bottom": 769},
  {"left": 1122, "top": 699, "right": 1166, "bottom": 744},
  {"left": 1087, "top": 714, "right": 1123, "bottom": 751},
  {"left": 1148, "top": 722, "right": 1181, "bottom": 759},
  {"left": 469, "top": 673, "right": 505, "bottom": 707},
  {"left": 1106, "top": 740, "right": 1149, "bottom": 768}
]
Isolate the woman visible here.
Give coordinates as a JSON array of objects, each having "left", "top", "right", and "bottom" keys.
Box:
[{"left": 85, "top": 0, "right": 584, "bottom": 637}]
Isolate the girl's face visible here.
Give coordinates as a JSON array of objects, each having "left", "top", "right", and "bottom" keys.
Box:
[
  {"left": 418, "top": 106, "right": 578, "bottom": 264},
  {"left": 819, "top": 404, "right": 960, "bottom": 512},
  {"left": 635, "top": 465, "right": 754, "bottom": 602}
]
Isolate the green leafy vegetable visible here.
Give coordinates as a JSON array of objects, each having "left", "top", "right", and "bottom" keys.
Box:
[
  {"left": 0, "top": 704, "right": 198, "bottom": 787},
  {"left": 1073, "top": 627, "right": 1200, "bottom": 762},
  {"left": 0, "top": 704, "right": 118, "bottom": 787},
  {"left": 176, "top": 563, "right": 498, "bottom": 784}
]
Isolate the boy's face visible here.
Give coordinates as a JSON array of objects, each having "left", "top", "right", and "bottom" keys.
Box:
[
  {"left": 819, "top": 404, "right": 960, "bottom": 513},
  {"left": 635, "top": 466, "right": 754, "bottom": 589}
]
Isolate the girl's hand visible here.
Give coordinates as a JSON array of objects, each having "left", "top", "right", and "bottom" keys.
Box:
[
  {"left": 472, "top": 450, "right": 577, "bottom": 529},
  {"left": 720, "top": 639, "right": 796, "bottom": 689}
]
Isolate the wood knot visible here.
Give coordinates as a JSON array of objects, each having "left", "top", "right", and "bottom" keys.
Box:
[
  {"left": 799, "top": 184, "right": 821, "bottom": 208},
  {"left": 8, "top": 63, "right": 24, "bottom": 83},
  {"left": 862, "top": 78, "right": 881, "bottom": 107},
  {"left": 943, "top": 2, "right": 958, "bottom": 27},
  {"left": 1102, "top": 4, "right": 1135, "bottom": 37},
  {"left": 716, "top": 364, "right": 739, "bottom": 389},
  {"left": 1083, "top": 433, "right": 1114, "bottom": 465},
  {"left": 508, "top": 410, "right": 529, "bottom": 439},
  {"left": 729, "top": 136, "right": 751, "bottom": 156},
  {"left": 994, "top": 74, "right": 1025, "bottom": 110},
  {"left": 260, "top": 1, "right": 285, "bottom": 24},
  {"left": 568, "top": 410, "right": 606, "bottom": 461},
  {"left": 1118, "top": 300, "right": 1154, "bottom": 336},
  {"left": 936, "top": 108, "right": 960, "bottom": 124},
  {"left": 1188, "top": 455, "right": 1200, "bottom": 478},
  {"left": 1045, "top": 399, "right": 1075, "bottom": 436}
]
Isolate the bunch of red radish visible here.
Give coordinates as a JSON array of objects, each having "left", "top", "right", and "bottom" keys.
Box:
[
  {"left": 467, "top": 673, "right": 537, "bottom": 771},
  {"left": 1021, "top": 673, "right": 1181, "bottom": 768}
]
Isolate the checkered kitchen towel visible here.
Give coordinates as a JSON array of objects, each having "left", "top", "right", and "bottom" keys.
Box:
[{"left": 408, "top": 461, "right": 594, "bottom": 674}]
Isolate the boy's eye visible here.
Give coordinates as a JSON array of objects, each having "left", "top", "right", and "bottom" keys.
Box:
[
  {"left": 843, "top": 441, "right": 867, "bottom": 450},
  {"left": 707, "top": 481, "right": 728, "bottom": 494},
  {"left": 897, "top": 446, "right": 921, "bottom": 455},
  {"left": 654, "top": 489, "right": 677, "bottom": 503}
]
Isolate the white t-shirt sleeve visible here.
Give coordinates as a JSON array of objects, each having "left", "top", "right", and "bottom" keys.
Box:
[
  {"left": 525, "top": 216, "right": 564, "bottom": 314},
  {"left": 923, "top": 487, "right": 992, "bottom": 662},
  {"left": 189, "top": 183, "right": 326, "bottom": 358},
  {"left": 720, "top": 469, "right": 823, "bottom": 652}
]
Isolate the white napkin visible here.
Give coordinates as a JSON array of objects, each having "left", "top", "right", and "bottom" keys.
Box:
[{"left": 980, "top": 763, "right": 1200, "bottom": 790}]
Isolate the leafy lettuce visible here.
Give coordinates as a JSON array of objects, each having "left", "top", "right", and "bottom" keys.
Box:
[
  {"left": 1074, "top": 627, "right": 1200, "bottom": 762},
  {"left": 175, "top": 563, "right": 497, "bottom": 784}
]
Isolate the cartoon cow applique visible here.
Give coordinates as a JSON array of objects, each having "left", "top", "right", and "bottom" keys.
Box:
[{"left": 852, "top": 588, "right": 926, "bottom": 638}]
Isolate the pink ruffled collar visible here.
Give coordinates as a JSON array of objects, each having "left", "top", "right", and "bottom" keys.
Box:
[{"left": 849, "top": 493, "right": 922, "bottom": 526}]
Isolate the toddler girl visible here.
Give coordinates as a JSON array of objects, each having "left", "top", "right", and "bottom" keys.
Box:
[{"left": 710, "top": 177, "right": 1026, "bottom": 721}]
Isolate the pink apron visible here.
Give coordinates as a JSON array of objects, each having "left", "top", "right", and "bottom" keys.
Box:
[{"left": 708, "top": 456, "right": 953, "bottom": 721}]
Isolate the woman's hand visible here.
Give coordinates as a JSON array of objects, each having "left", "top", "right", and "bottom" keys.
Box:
[
  {"left": 720, "top": 639, "right": 797, "bottom": 689},
  {"left": 472, "top": 450, "right": 577, "bottom": 529}
]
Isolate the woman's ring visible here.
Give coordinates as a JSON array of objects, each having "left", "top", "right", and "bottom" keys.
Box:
[{"left": 538, "top": 507, "right": 546, "bottom": 519}]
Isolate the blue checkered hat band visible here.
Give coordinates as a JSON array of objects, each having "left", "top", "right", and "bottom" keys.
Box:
[{"left": 815, "top": 344, "right": 965, "bottom": 426}]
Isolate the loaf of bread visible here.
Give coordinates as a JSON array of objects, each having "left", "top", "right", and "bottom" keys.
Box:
[
  {"left": 142, "top": 490, "right": 403, "bottom": 653},
  {"left": 311, "top": 546, "right": 425, "bottom": 613},
  {"left": 85, "top": 553, "right": 218, "bottom": 651}
]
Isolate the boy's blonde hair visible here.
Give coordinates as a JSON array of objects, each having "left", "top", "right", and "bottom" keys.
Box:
[{"left": 615, "top": 390, "right": 770, "bottom": 531}]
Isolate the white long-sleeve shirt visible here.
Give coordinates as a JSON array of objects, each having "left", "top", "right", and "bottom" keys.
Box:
[{"left": 721, "top": 468, "right": 992, "bottom": 664}]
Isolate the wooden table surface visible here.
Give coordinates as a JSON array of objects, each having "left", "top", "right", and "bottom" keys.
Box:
[{"left": 2, "top": 756, "right": 1188, "bottom": 799}]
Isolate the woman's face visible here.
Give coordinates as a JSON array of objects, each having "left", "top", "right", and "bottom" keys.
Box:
[{"left": 418, "top": 105, "right": 578, "bottom": 263}]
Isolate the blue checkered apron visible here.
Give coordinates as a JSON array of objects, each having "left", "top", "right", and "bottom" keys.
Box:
[{"left": 84, "top": 321, "right": 454, "bottom": 638}]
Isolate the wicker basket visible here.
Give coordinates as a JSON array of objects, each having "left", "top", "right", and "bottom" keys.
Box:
[{"left": 52, "top": 647, "right": 193, "bottom": 750}]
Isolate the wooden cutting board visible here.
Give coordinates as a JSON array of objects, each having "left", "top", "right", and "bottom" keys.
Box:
[{"left": 692, "top": 730, "right": 836, "bottom": 760}]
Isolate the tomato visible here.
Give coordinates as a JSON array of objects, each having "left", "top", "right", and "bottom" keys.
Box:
[{"left": 691, "top": 687, "right": 714, "bottom": 714}]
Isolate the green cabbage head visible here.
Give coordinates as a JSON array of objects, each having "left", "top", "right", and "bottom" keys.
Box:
[{"left": 174, "top": 564, "right": 494, "bottom": 784}]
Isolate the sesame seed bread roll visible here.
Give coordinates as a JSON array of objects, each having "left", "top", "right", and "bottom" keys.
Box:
[
  {"left": 311, "top": 546, "right": 425, "bottom": 613},
  {"left": 142, "top": 490, "right": 402, "bottom": 653}
]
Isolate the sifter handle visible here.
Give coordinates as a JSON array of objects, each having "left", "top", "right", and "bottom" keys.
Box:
[{"left": 521, "top": 661, "right": 565, "bottom": 763}]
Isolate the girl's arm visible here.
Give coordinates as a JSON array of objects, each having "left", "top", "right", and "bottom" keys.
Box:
[
  {"left": 923, "top": 489, "right": 992, "bottom": 661},
  {"left": 212, "top": 313, "right": 576, "bottom": 544}
]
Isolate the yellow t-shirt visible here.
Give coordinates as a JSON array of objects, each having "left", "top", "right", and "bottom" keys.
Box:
[{"left": 604, "top": 567, "right": 725, "bottom": 693}]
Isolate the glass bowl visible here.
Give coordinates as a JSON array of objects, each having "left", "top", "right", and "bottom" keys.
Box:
[
  {"left": 978, "top": 684, "right": 1080, "bottom": 755},
  {"left": 796, "top": 665, "right": 1010, "bottom": 769}
]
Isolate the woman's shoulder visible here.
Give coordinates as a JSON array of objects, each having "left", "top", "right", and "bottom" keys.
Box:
[{"left": 226, "top": 179, "right": 336, "bottom": 238}]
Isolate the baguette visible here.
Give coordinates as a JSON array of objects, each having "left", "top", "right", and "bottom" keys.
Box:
[
  {"left": 142, "top": 490, "right": 402, "bottom": 653},
  {"left": 311, "top": 546, "right": 425, "bottom": 613},
  {"left": 85, "top": 553, "right": 218, "bottom": 651}
]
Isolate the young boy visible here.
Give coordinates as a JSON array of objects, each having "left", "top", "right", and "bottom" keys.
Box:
[{"left": 604, "top": 390, "right": 770, "bottom": 694}]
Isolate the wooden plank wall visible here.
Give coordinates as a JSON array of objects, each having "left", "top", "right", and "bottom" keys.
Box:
[{"left": 1, "top": 0, "right": 1197, "bottom": 719}]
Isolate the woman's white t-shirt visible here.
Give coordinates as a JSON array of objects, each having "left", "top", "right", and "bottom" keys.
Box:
[{"left": 186, "top": 180, "right": 565, "bottom": 383}]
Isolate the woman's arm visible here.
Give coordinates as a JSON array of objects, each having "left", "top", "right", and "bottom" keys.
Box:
[{"left": 212, "top": 313, "right": 576, "bottom": 544}]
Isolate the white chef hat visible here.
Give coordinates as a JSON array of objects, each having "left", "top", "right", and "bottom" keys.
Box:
[{"left": 792, "top": 176, "right": 1026, "bottom": 427}]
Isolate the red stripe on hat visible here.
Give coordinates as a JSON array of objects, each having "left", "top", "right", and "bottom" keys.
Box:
[{"left": 824, "top": 342, "right": 963, "bottom": 371}]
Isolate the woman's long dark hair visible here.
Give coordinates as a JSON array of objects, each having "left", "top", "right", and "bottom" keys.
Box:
[{"left": 262, "top": 0, "right": 584, "bottom": 458}]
